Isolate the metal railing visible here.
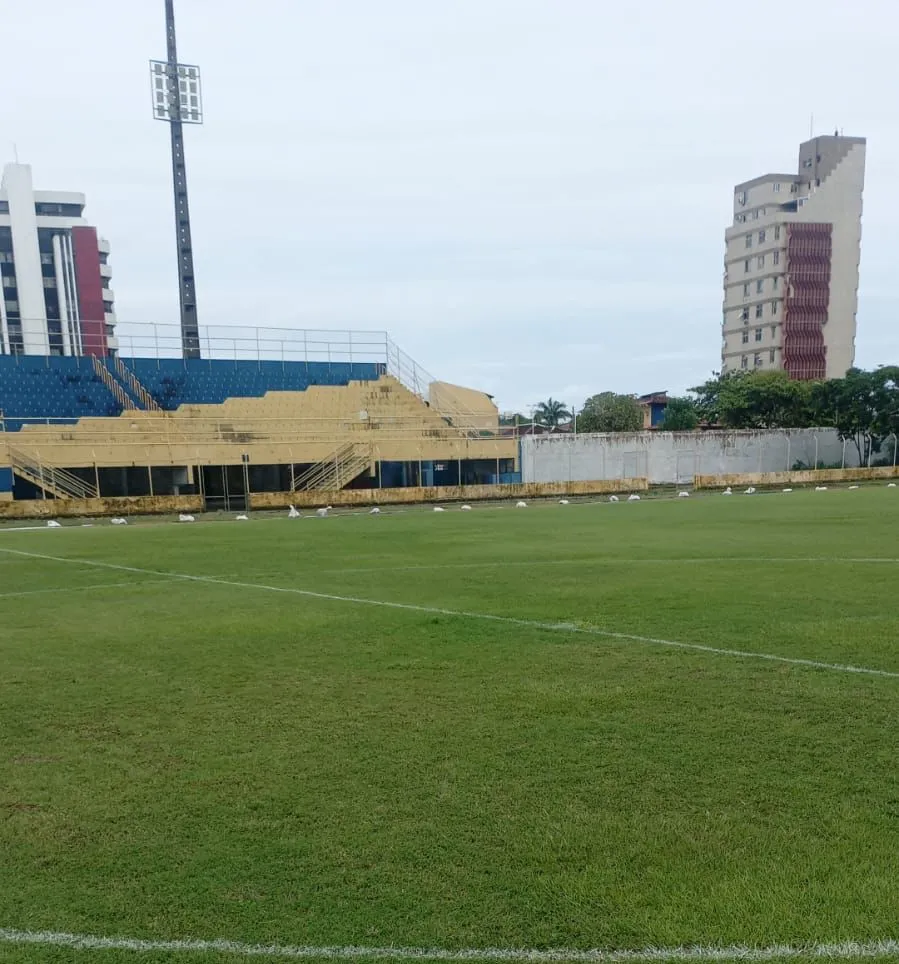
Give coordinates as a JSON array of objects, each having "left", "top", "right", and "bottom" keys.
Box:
[
  {"left": 114, "top": 357, "right": 162, "bottom": 411},
  {"left": 91, "top": 356, "right": 135, "bottom": 411},
  {"left": 6, "top": 446, "right": 98, "bottom": 499},
  {"left": 2, "top": 413, "right": 513, "bottom": 449},
  {"left": 291, "top": 442, "right": 371, "bottom": 492}
]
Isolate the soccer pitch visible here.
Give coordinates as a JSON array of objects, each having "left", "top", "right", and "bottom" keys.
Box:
[{"left": 1, "top": 491, "right": 898, "bottom": 964}]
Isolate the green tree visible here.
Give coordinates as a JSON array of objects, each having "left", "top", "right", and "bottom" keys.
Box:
[
  {"left": 578, "top": 392, "right": 643, "bottom": 433},
  {"left": 689, "top": 371, "right": 743, "bottom": 426},
  {"left": 809, "top": 367, "right": 899, "bottom": 465},
  {"left": 712, "top": 370, "right": 812, "bottom": 429},
  {"left": 499, "top": 412, "right": 530, "bottom": 427},
  {"left": 658, "top": 396, "right": 699, "bottom": 431},
  {"left": 533, "top": 398, "right": 571, "bottom": 429}
]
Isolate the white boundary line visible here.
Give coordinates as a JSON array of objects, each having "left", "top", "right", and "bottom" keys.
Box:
[
  {"left": 317, "top": 556, "right": 899, "bottom": 576},
  {"left": 2, "top": 928, "right": 899, "bottom": 962},
  {"left": 0, "top": 545, "right": 896, "bottom": 680},
  {"left": 0, "top": 578, "right": 175, "bottom": 600}
]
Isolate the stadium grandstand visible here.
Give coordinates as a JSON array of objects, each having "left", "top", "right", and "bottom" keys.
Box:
[{"left": 0, "top": 323, "right": 519, "bottom": 510}]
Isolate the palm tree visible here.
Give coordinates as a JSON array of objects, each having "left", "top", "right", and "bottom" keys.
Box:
[{"left": 534, "top": 398, "right": 571, "bottom": 429}]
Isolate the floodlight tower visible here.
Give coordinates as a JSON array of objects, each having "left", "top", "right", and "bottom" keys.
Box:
[{"left": 150, "top": 0, "right": 202, "bottom": 358}]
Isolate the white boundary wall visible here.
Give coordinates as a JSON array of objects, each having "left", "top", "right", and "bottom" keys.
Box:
[{"left": 521, "top": 429, "right": 859, "bottom": 485}]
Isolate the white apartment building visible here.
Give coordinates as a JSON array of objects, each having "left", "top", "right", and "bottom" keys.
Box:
[
  {"left": 722, "top": 134, "right": 865, "bottom": 380},
  {"left": 0, "top": 162, "right": 117, "bottom": 356}
]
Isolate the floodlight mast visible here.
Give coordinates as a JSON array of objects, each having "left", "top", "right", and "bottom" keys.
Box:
[{"left": 151, "top": 0, "right": 201, "bottom": 359}]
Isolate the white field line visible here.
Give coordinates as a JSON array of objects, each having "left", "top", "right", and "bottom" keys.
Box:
[
  {"left": 0, "top": 525, "right": 72, "bottom": 533},
  {"left": 316, "top": 556, "right": 899, "bottom": 576},
  {"left": 0, "top": 578, "right": 175, "bottom": 600},
  {"left": 2, "top": 929, "right": 899, "bottom": 963},
  {"left": 0, "top": 546, "right": 896, "bottom": 680}
]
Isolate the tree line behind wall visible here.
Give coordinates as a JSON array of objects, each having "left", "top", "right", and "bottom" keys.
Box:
[
  {"left": 688, "top": 367, "right": 899, "bottom": 466},
  {"left": 524, "top": 367, "right": 899, "bottom": 468}
]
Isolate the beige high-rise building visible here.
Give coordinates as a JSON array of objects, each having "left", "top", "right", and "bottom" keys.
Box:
[{"left": 722, "top": 134, "right": 865, "bottom": 380}]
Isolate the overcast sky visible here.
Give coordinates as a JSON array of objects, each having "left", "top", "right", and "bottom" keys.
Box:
[{"left": 3, "top": 0, "right": 896, "bottom": 412}]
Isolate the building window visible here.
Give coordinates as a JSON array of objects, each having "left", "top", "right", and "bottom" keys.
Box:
[
  {"left": 40, "top": 253, "right": 53, "bottom": 265},
  {"left": 772, "top": 276, "right": 779, "bottom": 290},
  {"left": 756, "top": 279, "right": 764, "bottom": 294},
  {"left": 42, "top": 277, "right": 56, "bottom": 288},
  {"left": 752, "top": 209, "right": 759, "bottom": 220},
  {"left": 741, "top": 306, "right": 750, "bottom": 322},
  {"left": 757, "top": 255, "right": 765, "bottom": 269},
  {"left": 737, "top": 191, "right": 747, "bottom": 206},
  {"left": 759, "top": 229, "right": 766, "bottom": 243},
  {"left": 773, "top": 250, "right": 780, "bottom": 265},
  {"left": 772, "top": 300, "right": 779, "bottom": 315},
  {"left": 741, "top": 355, "right": 748, "bottom": 369},
  {"left": 773, "top": 183, "right": 781, "bottom": 193},
  {"left": 803, "top": 157, "right": 813, "bottom": 169},
  {"left": 790, "top": 183, "right": 799, "bottom": 193},
  {"left": 770, "top": 349, "right": 776, "bottom": 363},
  {"left": 774, "top": 225, "right": 781, "bottom": 240},
  {"left": 755, "top": 304, "right": 763, "bottom": 319},
  {"left": 4, "top": 300, "right": 18, "bottom": 312},
  {"left": 735, "top": 214, "right": 746, "bottom": 224},
  {"left": 1, "top": 276, "right": 15, "bottom": 288},
  {"left": 742, "top": 331, "right": 749, "bottom": 344},
  {"left": 744, "top": 259, "right": 750, "bottom": 273},
  {"left": 771, "top": 325, "right": 777, "bottom": 338},
  {"left": 754, "top": 353, "right": 763, "bottom": 368},
  {"left": 756, "top": 328, "right": 764, "bottom": 342},
  {"left": 745, "top": 234, "right": 753, "bottom": 249}
]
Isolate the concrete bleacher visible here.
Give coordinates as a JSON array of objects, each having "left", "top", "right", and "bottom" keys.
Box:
[
  {"left": 0, "top": 356, "right": 386, "bottom": 429},
  {"left": 123, "top": 359, "right": 384, "bottom": 410},
  {"left": 0, "top": 356, "right": 122, "bottom": 430}
]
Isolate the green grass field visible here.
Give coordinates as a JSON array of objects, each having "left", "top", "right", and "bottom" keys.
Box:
[{"left": 2, "top": 490, "right": 899, "bottom": 963}]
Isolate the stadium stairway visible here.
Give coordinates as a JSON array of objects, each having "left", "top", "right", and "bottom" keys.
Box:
[
  {"left": 291, "top": 441, "right": 371, "bottom": 491},
  {"left": 6, "top": 445, "right": 98, "bottom": 499}
]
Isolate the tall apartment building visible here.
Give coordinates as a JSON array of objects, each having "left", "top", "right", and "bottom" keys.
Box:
[
  {"left": 722, "top": 134, "right": 865, "bottom": 380},
  {"left": 0, "top": 162, "right": 117, "bottom": 357}
]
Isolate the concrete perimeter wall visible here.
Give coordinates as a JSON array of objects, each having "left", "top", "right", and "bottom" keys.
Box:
[
  {"left": 0, "top": 495, "right": 204, "bottom": 520},
  {"left": 251, "top": 478, "right": 646, "bottom": 510},
  {"left": 522, "top": 429, "right": 859, "bottom": 485},
  {"left": 696, "top": 467, "right": 899, "bottom": 488},
  {"left": 0, "top": 480, "right": 647, "bottom": 520}
]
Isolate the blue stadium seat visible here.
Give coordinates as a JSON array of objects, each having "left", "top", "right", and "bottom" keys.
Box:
[
  {"left": 0, "top": 356, "right": 123, "bottom": 431},
  {"left": 0, "top": 356, "right": 386, "bottom": 428},
  {"left": 123, "top": 358, "right": 384, "bottom": 410}
]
